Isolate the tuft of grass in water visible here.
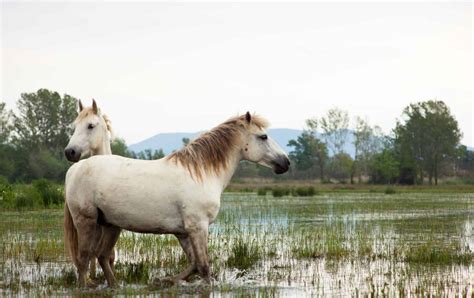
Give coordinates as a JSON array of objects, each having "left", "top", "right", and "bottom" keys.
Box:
[
  {"left": 291, "top": 237, "right": 324, "bottom": 259},
  {"left": 291, "top": 225, "right": 350, "bottom": 260},
  {"left": 385, "top": 187, "right": 397, "bottom": 194},
  {"left": 46, "top": 267, "right": 77, "bottom": 288},
  {"left": 405, "top": 241, "right": 473, "bottom": 265},
  {"left": 226, "top": 237, "right": 261, "bottom": 270},
  {"left": 115, "top": 261, "right": 151, "bottom": 283}
]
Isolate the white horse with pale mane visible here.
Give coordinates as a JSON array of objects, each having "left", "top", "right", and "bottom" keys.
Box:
[
  {"left": 64, "top": 112, "right": 290, "bottom": 287},
  {"left": 64, "top": 99, "right": 116, "bottom": 284}
]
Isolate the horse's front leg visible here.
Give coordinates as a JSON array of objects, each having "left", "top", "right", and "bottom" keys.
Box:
[
  {"left": 188, "top": 226, "right": 210, "bottom": 283},
  {"left": 173, "top": 235, "right": 197, "bottom": 281}
]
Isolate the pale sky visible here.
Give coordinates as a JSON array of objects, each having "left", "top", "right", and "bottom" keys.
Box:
[{"left": 1, "top": 2, "right": 472, "bottom": 146}]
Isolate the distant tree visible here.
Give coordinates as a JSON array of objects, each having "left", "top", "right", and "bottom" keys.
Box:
[
  {"left": 111, "top": 138, "right": 133, "bottom": 157},
  {"left": 134, "top": 148, "right": 165, "bottom": 160},
  {"left": 1, "top": 89, "right": 79, "bottom": 182},
  {"left": 182, "top": 137, "right": 190, "bottom": 146},
  {"left": 394, "top": 100, "right": 461, "bottom": 185},
  {"left": 353, "top": 117, "right": 383, "bottom": 183},
  {"left": 12, "top": 89, "right": 77, "bottom": 157},
  {"left": 152, "top": 149, "right": 165, "bottom": 159},
  {"left": 0, "top": 145, "right": 16, "bottom": 180},
  {"left": 0, "top": 102, "right": 12, "bottom": 144},
  {"left": 28, "top": 149, "right": 68, "bottom": 181},
  {"left": 288, "top": 119, "right": 328, "bottom": 180},
  {"left": 455, "top": 145, "right": 474, "bottom": 177},
  {"left": 328, "top": 152, "right": 353, "bottom": 183},
  {"left": 319, "top": 108, "right": 349, "bottom": 156},
  {"left": 0, "top": 103, "right": 15, "bottom": 179},
  {"left": 370, "top": 147, "right": 400, "bottom": 184}
]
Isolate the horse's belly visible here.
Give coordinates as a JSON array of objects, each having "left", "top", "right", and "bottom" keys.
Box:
[{"left": 98, "top": 195, "right": 185, "bottom": 234}]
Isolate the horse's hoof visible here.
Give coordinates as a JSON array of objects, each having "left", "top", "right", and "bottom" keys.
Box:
[
  {"left": 86, "top": 278, "right": 99, "bottom": 288},
  {"left": 151, "top": 277, "right": 175, "bottom": 288}
]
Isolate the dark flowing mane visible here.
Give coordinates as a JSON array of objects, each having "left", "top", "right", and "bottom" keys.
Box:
[{"left": 166, "top": 114, "right": 268, "bottom": 180}]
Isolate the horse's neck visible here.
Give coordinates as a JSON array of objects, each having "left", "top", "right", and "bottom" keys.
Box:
[
  {"left": 92, "top": 136, "right": 112, "bottom": 156},
  {"left": 210, "top": 149, "right": 242, "bottom": 191}
]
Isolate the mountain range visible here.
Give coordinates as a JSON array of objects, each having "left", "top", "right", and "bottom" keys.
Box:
[{"left": 128, "top": 128, "right": 358, "bottom": 157}]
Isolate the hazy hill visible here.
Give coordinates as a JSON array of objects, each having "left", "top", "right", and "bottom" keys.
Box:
[{"left": 128, "top": 128, "right": 358, "bottom": 157}]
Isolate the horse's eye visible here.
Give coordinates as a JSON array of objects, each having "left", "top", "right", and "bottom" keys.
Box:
[
  {"left": 88, "top": 124, "right": 94, "bottom": 130},
  {"left": 259, "top": 134, "right": 268, "bottom": 140}
]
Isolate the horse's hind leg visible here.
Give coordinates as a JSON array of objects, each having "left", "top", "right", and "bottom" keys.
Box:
[
  {"left": 97, "top": 225, "right": 121, "bottom": 288},
  {"left": 89, "top": 224, "right": 102, "bottom": 282},
  {"left": 188, "top": 226, "right": 210, "bottom": 283},
  {"left": 75, "top": 216, "right": 98, "bottom": 287},
  {"left": 173, "top": 235, "right": 197, "bottom": 281},
  {"left": 109, "top": 247, "right": 116, "bottom": 273}
]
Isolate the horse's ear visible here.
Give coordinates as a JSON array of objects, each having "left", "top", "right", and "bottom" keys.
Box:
[
  {"left": 92, "top": 99, "right": 98, "bottom": 114},
  {"left": 245, "top": 111, "right": 252, "bottom": 124},
  {"left": 78, "top": 100, "right": 84, "bottom": 112}
]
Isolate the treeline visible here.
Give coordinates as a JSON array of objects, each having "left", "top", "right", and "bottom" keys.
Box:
[
  {"left": 0, "top": 89, "right": 165, "bottom": 183},
  {"left": 235, "top": 102, "right": 473, "bottom": 185},
  {"left": 1, "top": 89, "right": 473, "bottom": 185}
]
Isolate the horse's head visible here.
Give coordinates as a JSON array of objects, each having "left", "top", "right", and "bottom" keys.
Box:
[
  {"left": 240, "top": 112, "right": 290, "bottom": 174},
  {"left": 65, "top": 99, "right": 111, "bottom": 162}
]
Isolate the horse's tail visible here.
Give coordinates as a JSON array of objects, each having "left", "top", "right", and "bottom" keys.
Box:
[{"left": 64, "top": 202, "right": 78, "bottom": 267}]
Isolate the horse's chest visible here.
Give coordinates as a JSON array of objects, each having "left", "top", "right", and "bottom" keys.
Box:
[{"left": 182, "top": 197, "right": 220, "bottom": 223}]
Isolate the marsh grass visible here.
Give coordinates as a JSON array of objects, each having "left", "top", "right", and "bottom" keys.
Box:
[
  {"left": 226, "top": 237, "right": 262, "bottom": 270},
  {"left": 0, "top": 192, "right": 472, "bottom": 296},
  {"left": 116, "top": 261, "right": 151, "bottom": 283},
  {"left": 405, "top": 241, "right": 473, "bottom": 265}
]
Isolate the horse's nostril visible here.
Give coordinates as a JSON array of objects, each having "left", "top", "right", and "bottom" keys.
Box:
[{"left": 65, "top": 148, "right": 80, "bottom": 161}]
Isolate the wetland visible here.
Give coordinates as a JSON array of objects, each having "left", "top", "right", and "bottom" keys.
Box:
[{"left": 1, "top": 192, "right": 473, "bottom": 296}]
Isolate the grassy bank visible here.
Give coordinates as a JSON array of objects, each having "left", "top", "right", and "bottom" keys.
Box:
[{"left": 226, "top": 178, "right": 474, "bottom": 194}]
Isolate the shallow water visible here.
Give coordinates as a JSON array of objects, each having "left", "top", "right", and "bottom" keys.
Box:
[{"left": 1, "top": 192, "right": 473, "bottom": 296}]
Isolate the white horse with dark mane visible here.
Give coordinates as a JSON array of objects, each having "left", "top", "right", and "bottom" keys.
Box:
[
  {"left": 64, "top": 112, "right": 290, "bottom": 287},
  {"left": 64, "top": 99, "right": 116, "bottom": 283}
]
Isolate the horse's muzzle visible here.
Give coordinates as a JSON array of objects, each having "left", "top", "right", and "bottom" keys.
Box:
[
  {"left": 65, "top": 147, "right": 81, "bottom": 162},
  {"left": 273, "top": 156, "right": 290, "bottom": 174}
]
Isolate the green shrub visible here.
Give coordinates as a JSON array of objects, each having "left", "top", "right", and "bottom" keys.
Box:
[
  {"left": 0, "top": 177, "right": 15, "bottom": 208},
  {"left": 384, "top": 186, "right": 396, "bottom": 194},
  {"left": 272, "top": 187, "right": 290, "bottom": 197},
  {"left": 32, "top": 179, "right": 63, "bottom": 207},
  {"left": 15, "top": 186, "right": 41, "bottom": 210},
  {"left": 307, "top": 186, "right": 317, "bottom": 196},
  {"left": 292, "top": 186, "right": 317, "bottom": 197},
  {"left": 462, "top": 178, "right": 474, "bottom": 185},
  {"left": 295, "top": 187, "right": 308, "bottom": 196},
  {"left": 257, "top": 188, "right": 267, "bottom": 196}
]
